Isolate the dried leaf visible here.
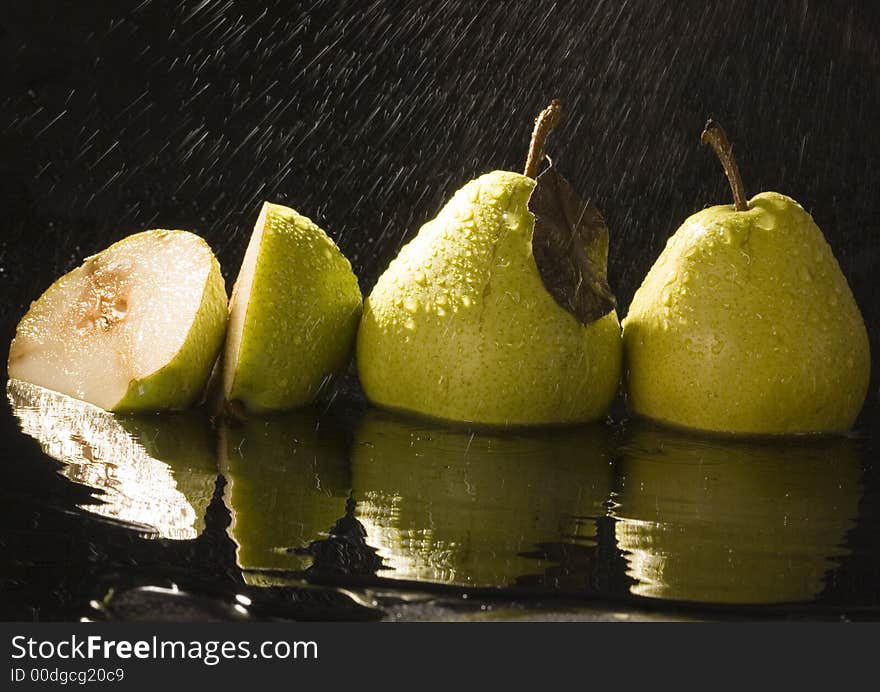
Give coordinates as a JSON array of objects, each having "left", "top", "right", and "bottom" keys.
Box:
[{"left": 529, "top": 165, "right": 616, "bottom": 325}]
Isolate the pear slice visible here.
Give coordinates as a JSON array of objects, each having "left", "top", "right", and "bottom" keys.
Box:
[
  {"left": 223, "top": 202, "right": 362, "bottom": 413},
  {"left": 8, "top": 230, "right": 227, "bottom": 412}
]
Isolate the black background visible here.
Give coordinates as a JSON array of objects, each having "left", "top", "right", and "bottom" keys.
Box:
[{"left": 1, "top": 0, "right": 879, "bottom": 408}]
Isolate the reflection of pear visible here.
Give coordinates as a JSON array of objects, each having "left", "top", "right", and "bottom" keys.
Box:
[
  {"left": 7, "top": 379, "right": 217, "bottom": 539},
  {"left": 351, "top": 411, "right": 613, "bottom": 587},
  {"left": 612, "top": 423, "right": 863, "bottom": 604},
  {"left": 219, "top": 413, "right": 351, "bottom": 584}
]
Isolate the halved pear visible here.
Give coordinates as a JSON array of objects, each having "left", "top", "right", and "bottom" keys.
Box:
[
  {"left": 223, "top": 202, "right": 362, "bottom": 412},
  {"left": 8, "top": 230, "right": 227, "bottom": 412}
]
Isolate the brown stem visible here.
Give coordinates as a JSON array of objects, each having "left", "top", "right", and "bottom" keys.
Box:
[
  {"left": 524, "top": 99, "right": 562, "bottom": 179},
  {"left": 701, "top": 119, "right": 749, "bottom": 211}
]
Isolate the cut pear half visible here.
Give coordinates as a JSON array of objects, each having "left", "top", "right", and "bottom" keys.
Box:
[
  {"left": 223, "top": 202, "right": 362, "bottom": 413},
  {"left": 8, "top": 229, "right": 228, "bottom": 412}
]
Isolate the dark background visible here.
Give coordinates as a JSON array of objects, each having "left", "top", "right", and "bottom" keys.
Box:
[{"left": 2, "top": 0, "right": 879, "bottom": 408}]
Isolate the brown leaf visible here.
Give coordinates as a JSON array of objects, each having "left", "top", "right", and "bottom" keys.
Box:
[{"left": 529, "top": 164, "right": 616, "bottom": 324}]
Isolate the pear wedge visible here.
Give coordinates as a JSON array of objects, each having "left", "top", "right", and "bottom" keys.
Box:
[
  {"left": 8, "top": 230, "right": 227, "bottom": 412},
  {"left": 223, "top": 202, "right": 362, "bottom": 413}
]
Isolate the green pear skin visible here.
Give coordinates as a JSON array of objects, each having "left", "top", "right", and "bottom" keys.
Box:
[
  {"left": 357, "top": 171, "right": 622, "bottom": 426},
  {"left": 623, "top": 193, "right": 870, "bottom": 434},
  {"left": 224, "top": 202, "right": 363, "bottom": 412}
]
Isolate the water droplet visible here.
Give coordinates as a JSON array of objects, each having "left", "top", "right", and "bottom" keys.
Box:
[
  {"left": 754, "top": 210, "right": 775, "bottom": 231},
  {"left": 404, "top": 297, "right": 419, "bottom": 313}
]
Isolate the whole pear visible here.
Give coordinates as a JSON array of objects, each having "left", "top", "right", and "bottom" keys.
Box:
[
  {"left": 358, "top": 103, "right": 621, "bottom": 426},
  {"left": 623, "top": 121, "right": 870, "bottom": 434},
  {"left": 223, "top": 202, "right": 362, "bottom": 413}
]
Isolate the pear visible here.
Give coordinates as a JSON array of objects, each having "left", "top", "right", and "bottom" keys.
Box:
[
  {"left": 219, "top": 413, "right": 351, "bottom": 585},
  {"left": 612, "top": 422, "right": 862, "bottom": 603},
  {"left": 351, "top": 410, "right": 613, "bottom": 587},
  {"left": 357, "top": 101, "right": 621, "bottom": 425},
  {"left": 7, "top": 229, "right": 227, "bottom": 412},
  {"left": 8, "top": 379, "right": 218, "bottom": 539},
  {"left": 223, "top": 202, "right": 363, "bottom": 413},
  {"left": 623, "top": 120, "right": 870, "bottom": 434}
]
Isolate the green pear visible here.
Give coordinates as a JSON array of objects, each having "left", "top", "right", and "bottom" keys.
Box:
[
  {"left": 219, "top": 413, "right": 351, "bottom": 585},
  {"left": 8, "top": 379, "right": 218, "bottom": 539},
  {"left": 358, "top": 103, "right": 621, "bottom": 426},
  {"left": 223, "top": 202, "right": 363, "bottom": 413},
  {"left": 351, "top": 410, "right": 613, "bottom": 587},
  {"left": 612, "top": 422, "right": 862, "bottom": 604},
  {"left": 623, "top": 121, "right": 870, "bottom": 434},
  {"left": 7, "top": 230, "right": 227, "bottom": 412}
]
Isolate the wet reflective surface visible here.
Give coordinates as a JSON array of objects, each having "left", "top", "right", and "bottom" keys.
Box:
[{"left": 3, "top": 377, "right": 879, "bottom": 620}]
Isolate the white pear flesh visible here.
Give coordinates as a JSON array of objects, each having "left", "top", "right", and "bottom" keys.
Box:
[{"left": 8, "top": 230, "right": 227, "bottom": 412}]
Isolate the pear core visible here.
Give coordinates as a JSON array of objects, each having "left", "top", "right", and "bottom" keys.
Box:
[
  {"left": 622, "top": 192, "right": 870, "bottom": 435},
  {"left": 357, "top": 170, "right": 622, "bottom": 426}
]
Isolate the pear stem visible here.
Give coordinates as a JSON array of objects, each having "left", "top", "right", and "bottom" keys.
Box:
[
  {"left": 701, "top": 119, "right": 749, "bottom": 211},
  {"left": 524, "top": 99, "right": 562, "bottom": 179}
]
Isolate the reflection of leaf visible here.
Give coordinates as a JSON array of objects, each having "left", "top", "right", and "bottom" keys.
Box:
[{"left": 529, "top": 165, "right": 616, "bottom": 324}]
